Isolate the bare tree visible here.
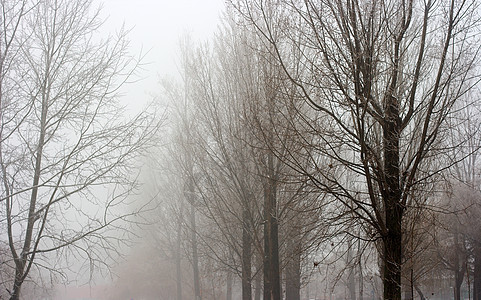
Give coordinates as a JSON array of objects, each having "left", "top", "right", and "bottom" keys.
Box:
[
  {"left": 232, "top": 0, "right": 481, "bottom": 299},
  {"left": 436, "top": 89, "right": 481, "bottom": 300},
  {"left": 452, "top": 92, "right": 481, "bottom": 300},
  {"left": 184, "top": 13, "right": 329, "bottom": 300},
  {"left": 0, "top": 1, "right": 161, "bottom": 299},
  {"left": 179, "top": 27, "right": 261, "bottom": 300}
]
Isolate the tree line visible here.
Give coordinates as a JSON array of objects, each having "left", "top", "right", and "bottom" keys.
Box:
[
  {"left": 1, "top": 1, "right": 481, "bottom": 300},
  {"left": 132, "top": 1, "right": 481, "bottom": 300}
]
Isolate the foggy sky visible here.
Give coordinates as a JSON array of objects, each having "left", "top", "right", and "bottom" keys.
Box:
[{"left": 97, "top": 0, "right": 225, "bottom": 110}]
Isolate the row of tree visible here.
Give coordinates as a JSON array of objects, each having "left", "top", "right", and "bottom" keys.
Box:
[
  {"left": 1, "top": 0, "right": 480, "bottom": 300},
  {"left": 116, "top": 1, "right": 481, "bottom": 300}
]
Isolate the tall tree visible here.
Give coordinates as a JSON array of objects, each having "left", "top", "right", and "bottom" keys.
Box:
[
  {"left": 172, "top": 17, "right": 319, "bottom": 300},
  {"left": 233, "top": 0, "right": 481, "bottom": 299},
  {"left": 0, "top": 1, "right": 160, "bottom": 299},
  {"left": 182, "top": 27, "right": 261, "bottom": 300},
  {"left": 448, "top": 91, "right": 481, "bottom": 300}
]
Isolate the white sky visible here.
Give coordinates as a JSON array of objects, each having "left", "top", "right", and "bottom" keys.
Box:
[{"left": 96, "top": 0, "right": 226, "bottom": 109}]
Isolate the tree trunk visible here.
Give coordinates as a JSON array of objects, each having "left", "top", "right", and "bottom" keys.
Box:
[
  {"left": 454, "top": 279, "right": 462, "bottom": 300},
  {"left": 285, "top": 230, "right": 301, "bottom": 300},
  {"left": 414, "top": 284, "right": 426, "bottom": 300},
  {"left": 242, "top": 207, "right": 252, "bottom": 300},
  {"left": 9, "top": 83, "right": 49, "bottom": 300},
  {"left": 454, "top": 265, "right": 465, "bottom": 300},
  {"left": 453, "top": 232, "right": 465, "bottom": 300},
  {"left": 227, "top": 270, "right": 233, "bottom": 300},
  {"left": 190, "top": 200, "right": 201, "bottom": 300},
  {"left": 176, "top": 200, "right": 184, "bottom": 300},
  {"left": 475, "top": 244, "right": 481, "bottom": 300},
  {"left": 263, "top": 152, "right": 280, "bottom": 300},
  {"left": 9, "top": 266, "right": 24, "bottom": 300},
  {"left": 358, "top": 260, "right": 363, "bottom": 300},
  {"left": 382, "top": 94, "right": 403, "bottom": 300},
  {"left": 254, "top": 264, "right": 262, "bottom": 300},
  {"left": 383, "top": 207, "right": 402, "bottom": 300}
]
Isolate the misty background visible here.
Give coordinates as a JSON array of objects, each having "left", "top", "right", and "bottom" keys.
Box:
[{"left": 1, "top": 1, "right": 480, "bottom": 300}]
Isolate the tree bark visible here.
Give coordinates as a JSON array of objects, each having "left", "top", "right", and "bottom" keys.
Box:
[
  {"left": 382, "top": 205, "right": 403, "bottom": 300},
  {"left": 263, "top": 152, "right": 280, "bottom": 300},
  {"left": 226, "top": 270, "right": 233, "bottom": 300},
  {"left": 254, "top": 263, "right": 262, "bottom": 300},
  {"left": 286, "top": 229, "right": 301, "bottom": 300},
  {"left": 358, "top": 255, "right": 363, "bottom": 300},
  {"left": 242, "top": 207, "right": 252, "bottom": 300},
  {"left": 9, "top": 76, "right": 49, "bottom": 300},
  {"left": 10, "top": 266, "right": 24, "bottom": 300},
  {"left": 474, "top": 244, "right": 481, "bottom": 300},
  {"left": 382, "top": 92, "right": 403, "bottom": 300},
  {"left": 453, "top": 232, "right": 465, "bottom": 300}
]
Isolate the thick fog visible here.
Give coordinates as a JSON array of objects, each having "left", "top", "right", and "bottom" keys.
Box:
[{"left": 0, "top": 1, "right": 480, "bottom": 300}]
